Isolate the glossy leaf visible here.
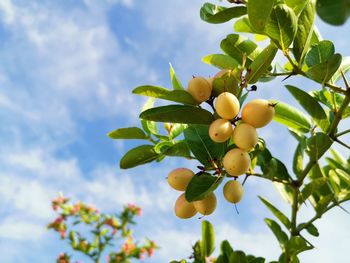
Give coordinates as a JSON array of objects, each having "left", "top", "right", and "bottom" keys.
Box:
[
  {"left": 108, "top": 127, "right": 147, "bottom": 140},
  {"left": 305, "top": 40, "right": 335, "bottom": 67},
  {"left": 257, "top": 148, "right": 291, "bottom": 181},
  {"left": 154, "top": 141, "right": 191, "bottom": 158},
  {"left": 299, "top": 177, "right": 328, "bottom": 204},
  {"left": 306, "top": 223, "right": 319, "bottom": 237},
  {"left": 286, "top": 85, "right": 330, "bottom": 131},
  {"left": 141, "top": 98, "right": 158, "bottom": 136},
  {"left": 120, "top": 145, "right": 159, "bottom": 169},
  {"left": 247, "top": 0, "right": 274, "bottom": 31},
  {"left": 220, "top": 34, "right": 261, "bottom": 65},
  {"left": 246, "top": 43, "right": 278, "bottom": 84},
  {"left": 286, "top": 236, "right": 313, "bottom": 256},
  {"left": 140, "top": 105, "right": 215, "bottom": 125},
  {"left": 201, "top": 220, "right": 215, "bottom": 257},
  {"left": 274, "top": 182, "right": 294, "bottom": 204},
  {"left": 293, "top": 142, "right": 304, "bottom": 177},
  {"left": 133, "top": 85, "right": 198, "bottom": 105},
  {"left": 306, "top": 132, "right": 333, "bottom": 161},
  {"left": 185, "top": 173, "right": 223, "bottom": 202},
  {"left": 202, "top": 54, "right": 239, "bottom": 70},
  {"left": 306, "top": 53, "right": 342, "bottom": 83},
  {"left": 259, "top": 196, "right": 291, "bottom": 229},
  {"left": 293, "top": 0, "right": 316, "bottom": 63},
  {"left": 271, "top": 101, "right": 312, "bottom": 133},
  {"left": 169, "top": 63, "right": 184, "bottom": 90},
  {"left": 169, "top": 124, "right": 188, "bottom": 140},
  {"left": 264, "top": 218, "right": 289, "bottom": 248},
  {"left": 265, "top": 4, "right": 298, "bottom": 50},
  {"left": 184, "top": 124, "right": 226, "bottom": 167},
  {"left": 200, "top": 3, "right": 247, "bottom": 24},
  {"left": 316, "top": 0, "right": 350, "bottom": 25}
]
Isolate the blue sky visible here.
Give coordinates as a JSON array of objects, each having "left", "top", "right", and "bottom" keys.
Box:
[{"left": 0, "top": 0, "right": 349, "bottom": 262}]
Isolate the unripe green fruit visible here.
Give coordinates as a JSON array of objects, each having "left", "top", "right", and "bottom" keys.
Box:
[
  {"left": 193, "top": 193, "right": 217, "bottom": 215},
  {"left": 168, "top": 168, "right": 194, "bottom": 191},
  {"left": 223, "top": 180, "right": 243, "bottom": 203},
  {"left": 174, "top": 193, "right": 197, "bottom": 219},
  {"left": 232, "top": 123, "right": 258, "bottom": 151},
  {"left": 223, "top": 148, "right": 251, "bottom": 176},
  {"left": 209, "top": 119, "right": 233, "bottom": 143},
  {"left": 242, "top": 99, "right": 275, "bottom": 128},
  {"left": 215, "top": 92, "right": 240, "bottom": 120},
  {"left": 187, "top": 76, "right": 212, "bottom": 103}
]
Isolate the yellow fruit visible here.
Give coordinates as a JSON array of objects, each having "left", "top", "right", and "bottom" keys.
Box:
[
  {"left": 214, "top": 69, "right": 228, "bottom": 79},
  {"left": 232, "top": 123, "right": 258, "bottom": 151},
  {"left": 168, "top": 168, "right": 194, "bottom": 191},
  {"left": 174, "top": 193, "right": 197, "bottom": 219},
  {"left": 187, "top": 76, "right": 212, "bottom": 103},
  {"left": 209, "top": 119, "right": 233, "bottom": 143},
  {"left": 223, "top": 148, "right": 251, "bottom": 176},
  {"left": 241, "top": 99, "right": 275, "bottom": 128},
  {"left": 193, "top": 193, "right": 217, "bottom": 215},
  {"left": 215, "top": 92, "right": 240, "bottom": 120},
  {"left": 223, "top": 180, "right": 243, "bottom": 203}
]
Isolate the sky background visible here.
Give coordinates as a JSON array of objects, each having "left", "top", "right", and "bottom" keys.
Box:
[{"left": 0, "top": 0, "right": 349, "bottom": 262}]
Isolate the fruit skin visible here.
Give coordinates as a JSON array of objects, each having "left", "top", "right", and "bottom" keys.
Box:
[
  {"left": 223, "top": 148, "right": 251, "bottom": 176},
  {"left": 174, "top": 193, "right": 197, "bottom": 219},
  {"left": 232, "top": 123, "right": 258, "bottom": 151},
  {"left": 168, "top": 168, "right": 195, "bottom": 191},
  {"left": 223, "top": 180, "right": 244, "bottom": 203},
  {"left": 241, "top": 99, "right": 275, "bottom": 128},
  {"left": 187, "top": 76, "right": 212, "bottom": 103},
  {"left": 215, "top": 92, "right": 240, "bottom": 120},
  {"left": 209, "top": 119, "right": 233, "bottom": 143},
  {"left": 193, "top": 193, "right": 217, "bottom": 215}
]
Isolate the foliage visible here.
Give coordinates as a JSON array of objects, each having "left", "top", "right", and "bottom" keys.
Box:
[
  {"left": 108, "top": 0, "right": 350, "bottom": 262},
  {"left": 48, "top": 194, "right": 157, "bottom": 263}
]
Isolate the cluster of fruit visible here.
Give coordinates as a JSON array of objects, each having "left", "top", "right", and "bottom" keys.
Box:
[{"left": 168, "top": 71, "right": 275, "bottom": 219}]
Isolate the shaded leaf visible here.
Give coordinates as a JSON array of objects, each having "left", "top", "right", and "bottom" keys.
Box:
[
  {"left": 264, "top": 218, "right": 289, "bottom": 248},
  {"left": 229, "top": 251, "right": 248, "bottom": 263},
  {"left": 306, "top": 53, "right": 342, "bottom": 84},
  {"left": 305, "top": 40, "right": 335, "bottom": 67},
  {"left": 201, "top": 220, "right": 215, "bottom": 257},
  {"left": 133, "top": 85, "right": 197, "bottom": 105},
  {"left": 120, "top": 145, "right": 159, "bottom": 169},
  {"left": 140, "top": 105, "right": 215, "bottom": 125},
  {"left": 108, "top": 127, "right": 147, "bottom": 140},
  {"left": 306, "top": 132, "right": 333, "bottom": 161},
  {"left": 200, "top": 3, "right": 247, "bottom": 24},
  {"left": 185, "top": 173, "right": 223, "bottom": 202},
  {"left": 299, "top": 177, "right": 328, "bottom": 204},
  {"left": 293, "top": 142, "right": 304, "bottom": 177},
  {"left": 316, "top": 0, "right": 350, "bottom": 25}
]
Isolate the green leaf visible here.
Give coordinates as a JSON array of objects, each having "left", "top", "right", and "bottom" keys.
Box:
[
  {"left": 316, "top": 0, "right": 350, "bottom": 25},
  {"left": 293, "top": 142, "right": 304, "bottom": 177},
  {"left": 169, "top": 63, "right": 184, "bottom": 90},
  {"left": 220, "top": 34, "right": 261, "bottom": 65},
  {"left": 274, "top": 182, "right": 294, "bottom": 204},
  {"left": 200, "top": 3, "right": 247, "bottom": 24},
  {"left": 285, "top": 0, "right": 308, "bottom": 15},
  {"left": 185, "top": 173, "right": 223, "bottom": 201},
  {"left": 229, "top": 251, "right": 248, "bottom": 263},
  {"left": 133, "top": 86, "right": 197, "bottom": 105},
  {"left": 264, "top": 218, "right": 289, "bottom": 248},
  {"left": 265, "top": 4, "right": 298, "bottom": 50},
  {"left": 259, "top": 196, "right": 291, "bottom": 229},
  {"left": 169, "top": 124, "right": 188, "bottom": 140},
  {"left": 286, "top": 85, "right": 330, "bottom": 132},
  {"left": 306, "top": 132, "right": 333, "bottom": 161},
  {"left": 201, "top": 220, "right": 215, "bottom": 257},
  {"left": 257, "top": 149, "right": 291, "bottom": 181},
  {"left": 249, "top": 257, "right": 265, "bottom": 263},
  {"left": 293, "top": 0, "right": 316, "bottom": 63},
  {"left": 299, "top": 177, "right": 328, "bottom": 204},
  {"left": 108, "top": 127, "right": 147, "bottom": 140},
  {"left": 305, "top": 40, "right": 335, "bottom": 67},
  {"left": 202, "top": 54, "right": 239, "bottom": 70},
  {"left": 141, "top": 98, "right": 158, "bottom": 136},
  {"left": 306, "top": 223, "right": 319, "bottom": 236},
  {"left": 234, "top": 16, "right": 257, "bottom": 34},
  {"left": 315, "top": 194, "right": 334, "bottom": 214},
  {"left": 220, "top": 240, "right": 234, "bottom": 261},
  {"left": 247, "top": 0, "right": 274, "bottom": 31},
  {"left": 212, "top": 71, "right": 240, "bottom": 97},
  {"left": 306, "top": 53, "right": 342, "bottom": 84},
  {"left": 184, "top": 124, "right": 226, "bottom": 167},
  {"left": 286, "top": 236, "right": 313, "bottom": 256},
  {"left": 331, "top": 56, "right": 350, "bottom": 83},
  {"left": 140, "top": 105, "right": 215, "bottom": 125},
  {"left": 271, "top": 101, "right": 312, "bottom": 133},
  {"left": 120, "top": 145, "right": 159, "bottom": 169},
  {"left": 154, "top": 141, "right": 191, "bottom": 158},
  {"left": 246, "top": 43, "right": 278, "bottom": 84}
]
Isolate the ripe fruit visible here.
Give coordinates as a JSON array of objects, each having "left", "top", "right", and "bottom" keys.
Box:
[
  {"left": 193, "top": 193, "right": 217, "bottom": 215},
  {"left": 223, "top": 180, "right": 243, "bottom": 203},
  {"left": 215, "top": 92, "right": 240, "bottom": 120},
  {"left": 174, "top": 193, "right": 197, "bottom": 219},
  {"left": 232, "top": 123, "right": 258, "bottom": 151},
  {"left": 168, "top": 168, "right": 194, "bottom": 191},
  {"left": 187, "top": 76, "right": 212, "bottom": 103},
  {"left": 223, "top": 148, "right": 251, "bottom": 176},
  {"left": 209, "top": 119, "right": 233, "bottom": 143},
  {"left": 241, "top": 99, "right": 275, "bottom": 128}
]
